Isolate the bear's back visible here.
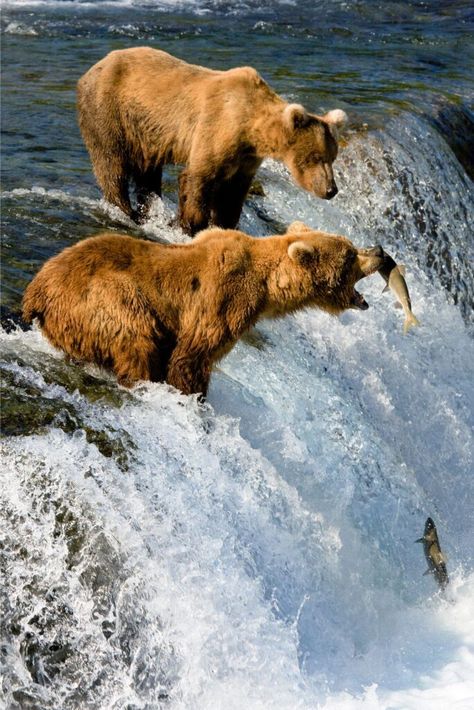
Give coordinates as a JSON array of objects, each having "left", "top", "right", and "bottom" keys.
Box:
[{"left": 79, "top": 47, "right": 275, "bottom": 108}]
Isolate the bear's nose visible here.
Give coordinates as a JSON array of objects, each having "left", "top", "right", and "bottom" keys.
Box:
[
  {"left": 326, "top": 185, "right": 338, "bottom": 199},
  {"left": 368, "top": 245, "right": 384, "bottom": 257}
]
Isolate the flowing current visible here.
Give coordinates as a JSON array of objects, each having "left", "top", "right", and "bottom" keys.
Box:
[{"left": 1, "top": 1, "right": 474, "bottom": 709}]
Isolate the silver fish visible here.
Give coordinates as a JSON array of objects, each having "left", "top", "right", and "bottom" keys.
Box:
[
  {"left": 379, "top": 251, "right": 420, "bottom": 334},
  {"left": 416, "top": 517, "right": 449, "bottom": 591}
]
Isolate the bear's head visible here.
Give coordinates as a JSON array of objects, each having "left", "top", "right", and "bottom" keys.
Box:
[
  {"left": 282, "top": 222, "right": 384, "bottom": 315},
  {"left": 282, "top": 105, "right": 347, "bottom": 200}
]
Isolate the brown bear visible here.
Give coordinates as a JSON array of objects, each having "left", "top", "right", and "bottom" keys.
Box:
[
  {"left": 77, "top": 47, "right": 348, "bottom": 235},
  {"left": 22, "top": 223, "right": 383, "bottom": 396}
]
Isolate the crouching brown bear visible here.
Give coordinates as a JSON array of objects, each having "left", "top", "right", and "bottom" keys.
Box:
[
  {"left": 77, "top": 47, "right": 348, "bottom": 235},
  {"left": 22, "top": 223, "right": 383, "bottom": 396}
]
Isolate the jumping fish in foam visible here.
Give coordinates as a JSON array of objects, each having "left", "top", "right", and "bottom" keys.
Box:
[
  {"left": 378, "top": 250, "right": 420, "bottom": 334},
  {"left": 416, "top": 517, "right": 449, "bottom": 591}
]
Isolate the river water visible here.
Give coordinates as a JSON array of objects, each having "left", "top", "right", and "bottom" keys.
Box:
[{"left": 1, "top": 1, "right": 474, "bottom": 708}]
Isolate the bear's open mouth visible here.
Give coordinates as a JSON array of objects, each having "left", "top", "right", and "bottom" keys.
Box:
[{"left": 350, "top": 289, "right": 369, "bottom": 310}]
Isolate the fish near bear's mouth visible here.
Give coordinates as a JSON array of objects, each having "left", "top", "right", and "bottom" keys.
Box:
[
  {"left": 350, "top": 245, "right": 386, "bottom": 310},
  {"left": 350, "top": 289, "right": 369, "bottom": 310}
]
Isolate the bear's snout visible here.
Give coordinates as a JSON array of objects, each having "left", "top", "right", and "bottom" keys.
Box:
[
  {"left": 311, "top": 163, "right": 338, "bottom": 200},
  {"left": 325, "top": 183, "right": 338, "bottom": 200},
  {"left": 350, "top": 290, "right": 369, "bottom": 311},
  {"left": 310, "top": 175, "right": 339, "bottom": 200},
  {"left": 356, "top": 246, "right": 385, "bottom": 278},
  {"left": 367, "top": 245, "right": 384, "bottom": 257}
]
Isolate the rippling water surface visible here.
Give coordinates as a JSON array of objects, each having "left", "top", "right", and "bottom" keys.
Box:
[{"left": 1, "top": 1, "right": 474, "bottom": 708}]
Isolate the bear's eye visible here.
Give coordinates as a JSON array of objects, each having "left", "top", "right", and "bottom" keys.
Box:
[{"left": 297, "top": 153, "right": 321, "bottom": 169}]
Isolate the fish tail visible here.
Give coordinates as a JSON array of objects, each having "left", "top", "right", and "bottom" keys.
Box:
[{"left": 403, "top": 311, "right": 420, "bottom": 335}]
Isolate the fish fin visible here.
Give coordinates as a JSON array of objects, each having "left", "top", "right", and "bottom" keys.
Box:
[
  {"left": 382, "top": 285, "right": 390, "bottom": 294},
  {"left": 394, "top": 302, "right": 403, "bottom": 309},
  {"left": 398, "top": 265, "right": 406, "bottom": 276},
  {"left": 403, "top": 312, "right": 421, "bottom": 335},
  {"left": 423, "top": 569, "right": 432, "bottom": 576}
]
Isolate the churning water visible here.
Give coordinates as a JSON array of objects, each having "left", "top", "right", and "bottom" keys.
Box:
[{"left": 1, "top": 1, "right": 474, "bottom": 708}]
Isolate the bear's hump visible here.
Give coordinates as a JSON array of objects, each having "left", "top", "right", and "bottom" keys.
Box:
[
  {"left": 224, "top": 65, "right": 266, "bottom": 88},
  {"left": 94, "top": 47, "right": 185, "bottom": 79}
]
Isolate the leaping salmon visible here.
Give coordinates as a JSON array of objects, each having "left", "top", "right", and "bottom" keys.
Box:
[
  {"left": 378, "top": 250, "right": 420, "bottom": 334},
  {"left": 416, "top": 517, "right": 449, "bottom": 591}
]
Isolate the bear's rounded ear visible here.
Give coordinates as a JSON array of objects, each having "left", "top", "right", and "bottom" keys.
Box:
[
  {"left": 288, "top": 240, "right": 317, "bottom": 266},
  {"left": 323, "top": 109, "right": 348, "bottom": 139},
  {"left": 284, "top": 103, "right": 309, "bottom": 131},
  {"left": 287, "top": 221, "right": 313, "bottom": 234}
]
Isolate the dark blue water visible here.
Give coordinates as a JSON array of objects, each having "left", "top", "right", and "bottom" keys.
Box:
[{"left": 1, "top": 2, "right": 474, "bottom": 709}]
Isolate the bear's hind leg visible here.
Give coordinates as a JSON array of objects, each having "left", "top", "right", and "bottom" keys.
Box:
[{"left": 134, "top": 165, "right": 163, "bottom": 224}]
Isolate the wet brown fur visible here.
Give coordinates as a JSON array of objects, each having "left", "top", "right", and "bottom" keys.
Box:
[
  {"left": 22, "top": 224, "right": 382, "bottom": 396},
  {"left": 77, "top": 47, "right": 346, "bottom": 234}
]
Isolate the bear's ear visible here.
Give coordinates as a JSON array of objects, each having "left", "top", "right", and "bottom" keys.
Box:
[
  {"left": 288, "top": 240, "right": 317, "bottom": 266},
  {"left": 287, "top": 221, "right": 313, "bottom": 234},
  {"left": 284, "top": 103, "right": 309, "bottom": 131},
  {"left": 323, "top": 109, "right": 348, "bottom": 139}
]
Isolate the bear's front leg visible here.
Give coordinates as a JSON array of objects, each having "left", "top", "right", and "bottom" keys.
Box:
[
  {"left": 211, "top": 170, "right": 255, "bottom": 230},
  {"left": 177, "top": 170, "right": 213, "bottom": 236},
  {"left": 95, "top": 155, "right": 134, "bottom": 220},
  {"left": 134, "top": 165, "right": 163, "bottom": 224},
  {"left": 166, "top": 341, "right": 211, "bottom": 397}
]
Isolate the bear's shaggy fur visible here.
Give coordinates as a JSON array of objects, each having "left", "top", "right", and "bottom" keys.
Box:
[
  {"left": 22, "top": 223, "right": 383, "bottom": 396},
  {"left": 77, "top": 47, "right": 348, "bottom": 234}
]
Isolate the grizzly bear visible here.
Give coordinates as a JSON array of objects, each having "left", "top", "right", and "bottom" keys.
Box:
[
  {"left": 22, "top": 223, "right": 383, "bottom": 396},
  {"left": 77, "top": 47, "right": 348, "bottom": 235}
]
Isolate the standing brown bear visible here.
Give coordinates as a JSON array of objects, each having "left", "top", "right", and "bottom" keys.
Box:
[
  {"left": 77, "top": 47, "right": 348, "bottom": 235},
  {"left": 22, "top": 223, "right": 383, "bottom": 396}
]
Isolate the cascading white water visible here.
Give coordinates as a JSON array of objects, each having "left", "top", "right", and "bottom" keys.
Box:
[{"left": 1, "top": 112, "right": 473, "bottom": 710}]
